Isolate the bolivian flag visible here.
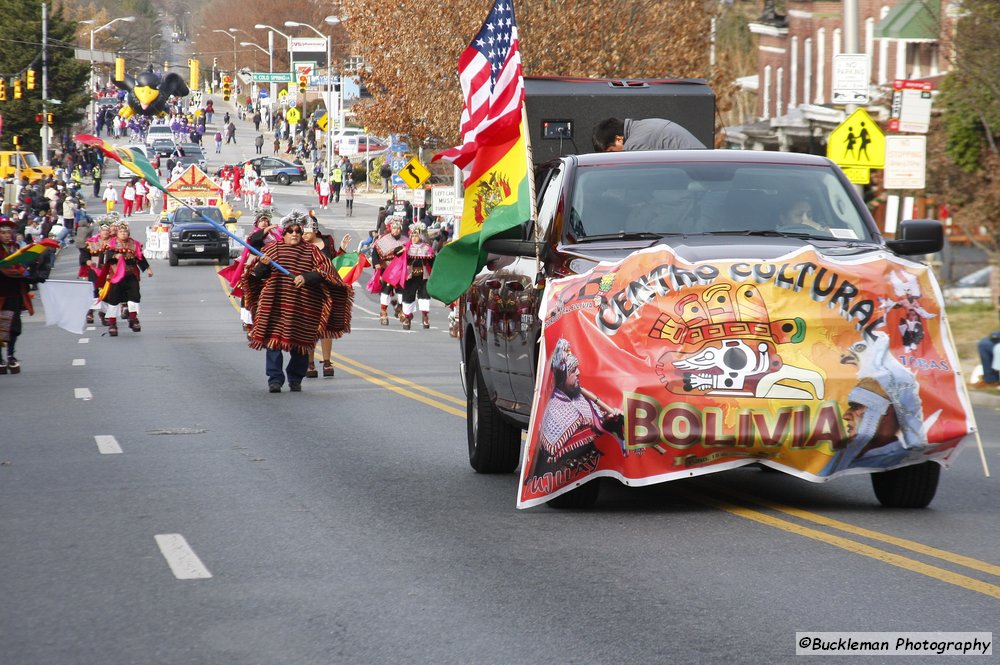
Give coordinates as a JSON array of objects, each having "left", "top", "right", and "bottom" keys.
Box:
[
  {"left": 0, "top": 239, "right": 60, "bottom": 269},
  {"left": 427, "top": 129, "right": 531, "bottom": 304},
  {"left": 74, "top": 134, "right": 166, "bottom": 192},
  {"left": 331, "top": 252, "right": 370, "bottom": 285}
]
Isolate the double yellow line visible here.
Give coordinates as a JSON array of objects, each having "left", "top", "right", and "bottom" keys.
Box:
[
  {"left": 221, "top": 277, "right": 1000, "bottom": 600},
  {"left": 323, "top": 347, "right": 1000, "bottom": 601},
  {"left": 690, "top": 482, "right": 1000, "bottom": 600}
]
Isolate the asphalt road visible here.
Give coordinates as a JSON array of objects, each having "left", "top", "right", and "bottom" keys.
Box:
[{"left": 2, "top": 101, "right": 998, "bottom": 664}]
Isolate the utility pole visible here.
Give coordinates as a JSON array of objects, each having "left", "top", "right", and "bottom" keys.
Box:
[
  {"left": 41, "top": 2, "right": 49, "bottom": 165},
  {"left": 842, "top": 0, "right": 862, "bottom": 195}
]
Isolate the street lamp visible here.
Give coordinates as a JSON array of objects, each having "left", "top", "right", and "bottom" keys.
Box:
[
  {"left": 255, "top": 24, "right": 292, "bottom": 105},
  {"left": 285, "top": 20, "right": 332, "bottom": 173},
  {"left": 147, "top": 33, "right": 162, "bottom": 66},
  {"left": 324, "top": 16, "right": 347, "bottom": 136},
  {"left": 241, "top": 41, "right": 270, "bottom": 99},
  {"left": 212, "top": 28, "right": 237, "bottom": 76},
  {"left": 81, "top": 15, "right": 136, "bottom": 131}
]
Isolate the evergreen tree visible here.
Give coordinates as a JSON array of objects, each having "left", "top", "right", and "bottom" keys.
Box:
[{"left": 0, "top": 0, "right": 90, "bottom": 156}]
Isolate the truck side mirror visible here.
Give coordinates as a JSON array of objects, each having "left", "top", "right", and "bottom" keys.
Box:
[{"left": 885, "top": 219, "right": 943, "bottom": 256}]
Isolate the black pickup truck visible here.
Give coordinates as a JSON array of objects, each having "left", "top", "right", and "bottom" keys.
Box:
[
  {"left": 166, "top": 206, "right": 231, "bottom": 266},
  {"left": 458, "top": 149, "right": 944, "bottom": 508}
]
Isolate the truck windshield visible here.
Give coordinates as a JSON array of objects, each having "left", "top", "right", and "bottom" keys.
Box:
[
  {"left": 569, "top": 162, "right": 873, "bottom": 243},
  {"left": 18, "top": 154, "right": 42, "bottom": 169}
]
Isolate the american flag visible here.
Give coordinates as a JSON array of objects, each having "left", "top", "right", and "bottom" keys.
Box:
[{"left": 434, "top": 0, "right": 525, "bottom": 180}]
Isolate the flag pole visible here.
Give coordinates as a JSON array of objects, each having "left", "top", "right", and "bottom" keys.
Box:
[{"left": 163, "top": 190, "right": 292, "bottom": 276}]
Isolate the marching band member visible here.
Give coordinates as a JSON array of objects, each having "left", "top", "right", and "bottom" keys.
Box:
[
  {"left": 102, "top": 221, "right": 153, "bottom": 336},
  {"left": 401, "top": 222, "right": 435, "bottom": 330}
]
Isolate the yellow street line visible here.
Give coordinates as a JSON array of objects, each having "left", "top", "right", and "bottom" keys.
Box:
[
  {"left": 322, "top": 358, "right": 466, "bottom": 418},
  {"left": 328, "top": 350, "right": 465, "bottom": 407},
  {"left": 702, "top": 482, "right": 1000, "bottom": 579},
  {"left": 689, "top": 491, "right": 1000, "bottom": 600}
]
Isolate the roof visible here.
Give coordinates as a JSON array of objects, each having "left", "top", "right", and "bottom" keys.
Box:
[
  {"left": 875, "top": 0, "right": 940, "bottom": 42},
  {"left": 573, "top": 149, "right": 834, "bottom": 168}
]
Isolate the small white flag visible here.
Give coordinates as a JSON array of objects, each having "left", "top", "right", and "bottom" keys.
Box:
[{"left": 37, "top": 280, "right": 94, "bottom": 335}]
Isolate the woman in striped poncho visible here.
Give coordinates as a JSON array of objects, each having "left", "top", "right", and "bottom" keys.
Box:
[{"left": 241, "top": 212, "right": 353, "bottom": 393}]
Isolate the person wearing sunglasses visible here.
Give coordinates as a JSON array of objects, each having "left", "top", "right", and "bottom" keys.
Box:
[{"left": 241, "top": 211, "right": 353, "bottom": 393}]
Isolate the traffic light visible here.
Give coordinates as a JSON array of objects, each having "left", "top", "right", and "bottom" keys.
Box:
[
  {"left": 0, "top": 80, "right": 6, "bottom": 101},
  {"left": 46, "top": 112, "right": 54, "bottom": 124},
  {"left": 188, "top": 58, "right": 200, "bottom": 90},
  {"left": 298, "top": 74, "right": 307, "bottom": 95},
  {"left": 115, "top": 57, "right": 125, "bottom": 82},
  {"left": 222, "top": 75, "right": 232, "bottom": 101},
  {"left": 26, "top": 69, "right": 36, "bottom": 90},
  {"left": 13, "top": 79, "right": 22, "bottom": 100},
  {"left": 12, "top": 135, "right": 20, "bottom": 148}
]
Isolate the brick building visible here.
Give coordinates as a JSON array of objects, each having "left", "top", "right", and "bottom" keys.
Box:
[{"left": 728, "top": 0, "right": 954, "bottom": 152}]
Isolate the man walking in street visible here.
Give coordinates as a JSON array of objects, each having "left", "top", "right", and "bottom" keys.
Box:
[
  {"left": 330, "top": 164, "right": 343, "bottom": 204},
  {"left": 255, "top": 134, "right": 264, "bottom": 155},
  {"left": 379, "top": 161, "right": 392, "bottom": 194},
  {"left": 226, "top": 121, "right": 237, "bottom": 145},
  {"left": 241, "top": 212, "right": 353, "bottom": 393}
]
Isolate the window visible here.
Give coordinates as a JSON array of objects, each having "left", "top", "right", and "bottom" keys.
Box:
[{"left": 567, "top": 162, "right": 874, "bottom": 242}]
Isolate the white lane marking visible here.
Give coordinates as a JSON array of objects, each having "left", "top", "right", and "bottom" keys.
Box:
[
  {"left": 86, "top": 326, "right": 96, "bottom": 331},
  {"left": 154, "top": 534, "right": 213, "bottom": 580},
  {"left": 94, "top": 435, "right": 122, "bottom": 454},
  {"left": 74, "top": 388, "right": 93, "bottom": 400},
  {"left": 73, "top": 359, "right": 86, "bottom": 366},
  {"left": 353, "top": 302, "right": 379, "bottom": 316},
  {"left": 78, "top": 338, "right": 90, "bottom": 344}
]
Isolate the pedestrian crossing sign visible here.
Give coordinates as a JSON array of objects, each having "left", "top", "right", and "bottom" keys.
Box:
[{"left": 827, "top": 108, "right": 885, "bottom": 169}]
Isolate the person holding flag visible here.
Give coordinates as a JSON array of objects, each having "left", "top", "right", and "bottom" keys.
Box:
[
  {"left": 0, "top": 219, "right": 57, "bottom": 373},
  {"left": 427, "top": 0, "right": 531, "bottom": 306},
  {"left": 241, "top": 212, "right": 353, "bottom": 393}
]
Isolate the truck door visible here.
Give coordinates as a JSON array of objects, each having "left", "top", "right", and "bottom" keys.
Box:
[{"left": 501, "top": 163, "right": 565, "bottom": 417}]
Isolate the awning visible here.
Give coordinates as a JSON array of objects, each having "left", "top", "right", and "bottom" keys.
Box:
[{"left": 875, "top": 0, "right": 940, "bottom": 41}]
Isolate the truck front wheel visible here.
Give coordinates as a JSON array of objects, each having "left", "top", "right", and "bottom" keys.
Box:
[
  {"left": 871, "top": 461, "right": 940, "bottom": 508},
  {"left": 466, "top": 350, "right": 520, "bottom": 473}
]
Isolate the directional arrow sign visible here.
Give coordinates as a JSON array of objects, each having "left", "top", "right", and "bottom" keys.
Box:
[{"left": 396, "top": 157, "right": 430, "bottom": 189}]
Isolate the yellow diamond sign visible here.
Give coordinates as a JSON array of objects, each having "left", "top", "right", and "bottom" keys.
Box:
[
  {"left": 397, "top": 157, "right": 431, "bottom": 189},
  {"left": 827, "top": 108, "right": 885, "bottom": 169}
]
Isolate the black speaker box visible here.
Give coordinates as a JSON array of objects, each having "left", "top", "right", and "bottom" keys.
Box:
[{"left": 524, "top": 76, "right": 716, "bottom": 163}]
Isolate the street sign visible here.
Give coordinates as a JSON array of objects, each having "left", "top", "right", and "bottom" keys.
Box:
[
  {"left": 251, "top": 72, "right": 293, "bottom": 83},
  {"left": 258, "top": 89, "right": 269, "bottom": 99},
  {"left": 285, "top": 107, "right": 301, "bottom": 125},
  {"left": 827, "top": 108, "right": 885, "bottom": 169},
  {"left": 396, "top": 157, "right": 431, "bottom": 189},
  {"left": 888, "top": 79, "right": 933, "bottom": 133},
  {"left": 277, "top": 88, "right": 288, "bottom": 98},
  {"left": 317, "top": 112, "right": 328, "bottom": 132},
  {"left": 832, "top": 53, "right": 870, "bottom": 105},
  {"left": 884, "top": 135, "right": 926, "bottom": 190},
  {"left": 431, "top": 185, "right": 457, "bottom": 217}
]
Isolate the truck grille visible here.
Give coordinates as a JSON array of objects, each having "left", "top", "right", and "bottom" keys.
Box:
[{"left": 183, "top": 230, "right": 217, "bottom": 241}]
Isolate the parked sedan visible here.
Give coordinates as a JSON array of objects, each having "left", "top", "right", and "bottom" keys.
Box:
[{"left": 243, "top": 156, "right": 307, "bottom": 185}]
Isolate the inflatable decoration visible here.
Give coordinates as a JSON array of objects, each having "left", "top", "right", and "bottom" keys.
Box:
[{"left": 113, "top": 65, "right": 190, "bottom": 118}]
